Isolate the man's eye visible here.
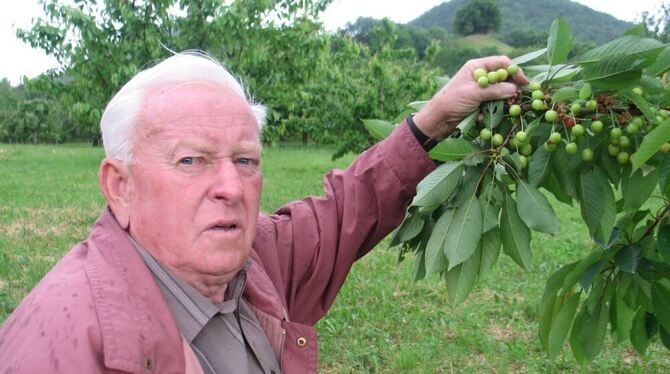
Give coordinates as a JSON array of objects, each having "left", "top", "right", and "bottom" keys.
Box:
[
  {"left": 179, "top": 157, "right": 195, "bottom": 165},
  {"left": 237, "top": 158, "right": 251, "bottom": 165}
]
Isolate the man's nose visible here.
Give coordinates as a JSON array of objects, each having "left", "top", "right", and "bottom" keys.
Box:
[{"left": 208, "top": 160, "right": 244, "bottom": 203}]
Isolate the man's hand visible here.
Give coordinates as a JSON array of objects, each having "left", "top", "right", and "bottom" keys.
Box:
[{"left": 414, "top": 56, "right": 529, "bottom": 141}]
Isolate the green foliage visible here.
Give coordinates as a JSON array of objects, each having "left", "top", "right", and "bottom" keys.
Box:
[
  {"left": 9, "top": 0, "right": 436, "bottom": 157},
  {"left": 453, "top": 0, "right": 502, "bottom": 36},
  {"left": 376, "top": 18, "right": 670, "bottom": 364}
]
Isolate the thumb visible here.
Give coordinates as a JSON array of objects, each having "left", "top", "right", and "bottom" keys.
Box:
[{"left": 480, "top": 82, "right": 519, "bottom": 102}]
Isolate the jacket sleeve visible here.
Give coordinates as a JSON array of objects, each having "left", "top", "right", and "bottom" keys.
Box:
[{"left": 254, "top": 121, "right": 436, "bottom": 325}]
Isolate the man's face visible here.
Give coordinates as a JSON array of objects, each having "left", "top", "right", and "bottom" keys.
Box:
[{"left": 127, "top": 82, "right": 262, "bottom": 290}]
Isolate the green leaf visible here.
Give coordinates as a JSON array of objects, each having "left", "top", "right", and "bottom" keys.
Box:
[
  {"left": 658, "top": 154, "right": 670, "bottom": 194},
  {"left": 479, "top": 228, "right": 501, "bottom": 277},
  {"left": 599, "top": 148, "right": 622, "bottom": 185},
  {"left": 579, "top": 83, "right": 592, "bottom": 101},
  {"left": 579, "top": 35, "right": 665, "bottom": 62},
  {"left": 512, "top": 47, "right": 547, "bottom": 65},
  {"left": 631, "top": 308, "right": 651, "bottom": 355},
  {"left": 614, "top": 287, "right": 635, "bottom": 343},
  {"left": 516, "top": 180, "right": 560, "bottom": 233},
  {"left": 445, "top": 246, "right": 481, "bottom": 304},
  {"left": 456, "top": 110, "right": 479, "bottom": 133},
  {"left": 652, "top": 283, "right": 670, "bottom": 332},
  {"left": 412, "top": 249, "right": 426, "bottom": 282},
  {"left": 412, "top": 162, "right": 463, "bottom": 207},
  {"left": 632, "top": 119, "right": 670, "bottom": 171},
  {"left": 660, "top": 326, "right": 670, "bottom": 351},
  {"left": 500, "top": 188, "right": 532, "bottom": 269},
  {"left": 592, "top": 191, "right": 616, "bottom": 247},
  {"left": 614, "top": 245, "right": 642, "bottom": 274},
  {"left": 623, "top": 89, "right": 656, "bottom": 122},
  {"left": 363, "top": 119, "right": 395, "bottom": 140},
  {"left": 552, "top": 147, "right": 577, "bottom": 199},
  {"left": 429, "top": 138, "right": 476, "bottom": 162},
  {"left": 621, "top": 168, "right": 658, "bottom": 211},
  {"left": 444, "top": 191, "right": 483, "bottom": 270},
  {"left": 390, "top": 214, "right": 424, "bottom": 246},
  {"left": 482, "top": 100, "right": 504, "bottom": 128},
  {"left": 569, "top": 308, "right": 587, "bottom": 364},
  {"left": 546, "top": 17, "right": 572, "bottom": 65},
  {"left": 480, "top": 194, "right": 499, "bottom": 233},
  {"left": 578, "top": 166, "right": 614, "bottom": 240},
  {"left": 582, "top": 55, "right": 646, "bottom": 88},
  {"left": 551, "top": 87, "right": 579, "bottom": 104},
  {"left": 646, "top": 46, "right": 670, "bottom": 77},
  {"left": 578, "top": 303, "right": 609, "bottom": 360},
  {"left": 425, "top": 209, "right": 454, "bottom": 274},
  {"left": 530, "top": 65, "right": 581, "bottom": 83},
  {"left": 529, "top": 145, "right": 552, "bottom": 187},
  {"left": 547, "top": 292, "right": 580, "bottom": 359},
  {"left": 658, "top": 224, "right": 670, "bottom": 262},
  {"left": 579, "top": 260, "right": 605, "bottom": 292},
  {"left": 539, "top": 263, "right": 577, "bottom": 349},
  {"left": 562, "top": 250, "right": 604, "bottom": 292}
]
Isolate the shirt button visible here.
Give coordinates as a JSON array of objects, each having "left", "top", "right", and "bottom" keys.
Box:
[{"left": 296, "top": 337, "right": 307, "bottom": 347}]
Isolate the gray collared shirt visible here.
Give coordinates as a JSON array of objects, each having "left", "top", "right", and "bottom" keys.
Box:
[{"left": 130, "top": 237, "right": 281, "bottom": 374}]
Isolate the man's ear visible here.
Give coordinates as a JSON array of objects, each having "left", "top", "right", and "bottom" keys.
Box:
[{"left": 99, "top": 159, "right": 132, "bottom": 229}]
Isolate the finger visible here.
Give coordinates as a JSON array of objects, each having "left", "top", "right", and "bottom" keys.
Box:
[
  {"left": 466, "top": 55, "right": 514, "bottom": 72},
  {"left": 511, "top": 68, "right": 529, "bottom": 85},
  {"left": 479, "top": 82, "right": 519, "bottom": 102}
]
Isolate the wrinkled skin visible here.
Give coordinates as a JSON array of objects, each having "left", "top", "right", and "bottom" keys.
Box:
[{"left": 100, "top": 82, "right": 262, "bottom": 303}]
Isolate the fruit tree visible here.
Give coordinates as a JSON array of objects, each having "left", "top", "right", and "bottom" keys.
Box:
[{"left": 364, "top": 17, "right": 670, "bottom": 363}]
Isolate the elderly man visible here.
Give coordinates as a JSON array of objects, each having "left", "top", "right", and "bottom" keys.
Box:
[{"left": 0, "top": 53, "right": 526, "bottom": 373}]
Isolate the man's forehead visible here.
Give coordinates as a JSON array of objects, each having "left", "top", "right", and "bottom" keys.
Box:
[{"left": 140, "top": 82, "right": 254, "bottom": 123}]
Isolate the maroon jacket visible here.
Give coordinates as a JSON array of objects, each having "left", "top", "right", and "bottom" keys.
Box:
[{"left": 0, "top": 123, "right": 434, "bottom": 373}]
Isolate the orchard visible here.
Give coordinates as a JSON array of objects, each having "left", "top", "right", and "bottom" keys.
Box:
[{"left": 365, "top": 17, "right": 670, "bottom": 363}]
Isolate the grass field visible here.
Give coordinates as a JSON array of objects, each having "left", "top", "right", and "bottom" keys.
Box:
[{"left": 1, "top": 143, "right": 669, "bottom": 372}]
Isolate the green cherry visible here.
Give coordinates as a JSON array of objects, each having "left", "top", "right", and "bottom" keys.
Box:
[
  {"left": 496, "top": 68, "right": 509, "bottom": 82},
  {"left": 582, "top": 148, "right": 594, "bottom": 162},
  {"left": 515, "top": 131, "right": 528, "bottom": 143},
  {"left": 565, "top": 142, "right": 578, "bottom": 154},
  {"left": 480, "top": 128, "right": 492, "bottom": 140},
  {"left": 586, "top": 100, "right": 597, "bottom": 111},
  {"left": 492, "top": 133, "right": 504, "bottom": 146},
  {"left": 571, "top": 124, "right": 585, "bottom": 137},
  {"left": 545, "top": 110, "right": 558, "bottom": 123},
  {"left": 507, "top": 64, "right": 520, "bottom": 75},
  {"left": 509, "top": 104, "right": 522, "bottom": 116},
  {"left": 473, "top": 68, "right": 487, "bottom": 81},
  {"left": 591, "top": 120, "right": 604, "bottom": 133}
]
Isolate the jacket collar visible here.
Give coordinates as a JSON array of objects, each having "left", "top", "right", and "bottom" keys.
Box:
[{"left": 84, "top": 208, "right": 185, "bottom": 372}]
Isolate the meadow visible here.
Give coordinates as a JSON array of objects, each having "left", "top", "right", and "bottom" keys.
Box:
[{"left": 1, "top": 143, "right": 669, "bottom": 372}]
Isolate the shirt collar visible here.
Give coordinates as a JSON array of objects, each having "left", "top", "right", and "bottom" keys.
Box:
[{"left": 127, "top": 234, "right": 251, "bottom": 342}]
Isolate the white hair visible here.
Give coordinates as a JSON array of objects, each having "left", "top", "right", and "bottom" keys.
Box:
[{"left": 100, "top": 51, "right": 266, "bottom": 162}]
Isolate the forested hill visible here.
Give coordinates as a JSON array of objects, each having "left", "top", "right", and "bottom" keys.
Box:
[{"left": 410, "top": 0, "right": 633, "bottom": 45}]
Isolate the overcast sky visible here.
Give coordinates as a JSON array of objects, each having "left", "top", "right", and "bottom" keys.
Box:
[{"left": 1, "top": 0, "right": 666, "bottom": 85}]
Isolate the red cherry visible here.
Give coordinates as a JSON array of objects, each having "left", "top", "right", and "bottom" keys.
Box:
[{"left": 563, "top": 117, "right": 576, "bottom": 129}]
